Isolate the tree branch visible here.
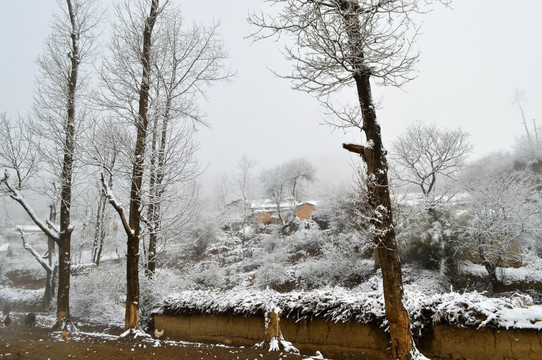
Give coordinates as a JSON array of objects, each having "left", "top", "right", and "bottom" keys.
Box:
[
  {"left": 100, "top": 172, "right": 133, "bottom": 237},
  {"left": 1, "top": 170, "right": 60, "bottom": 241},
  {"left": 18, "top": 227, "right": 54, "bottom": 273}
]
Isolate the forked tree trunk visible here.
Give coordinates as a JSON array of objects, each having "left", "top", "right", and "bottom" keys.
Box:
[{"left": 125, "top": 0, "right": 159, "bottom": 329}]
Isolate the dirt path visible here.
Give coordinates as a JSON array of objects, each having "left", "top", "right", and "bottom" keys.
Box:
[{"left": 0, "top": 320, "right": 320, "bottom": 360}]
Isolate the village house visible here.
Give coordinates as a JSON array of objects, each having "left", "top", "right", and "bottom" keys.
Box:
[{"left": 251, "top": 198, "right": 317, "bottom": 225}]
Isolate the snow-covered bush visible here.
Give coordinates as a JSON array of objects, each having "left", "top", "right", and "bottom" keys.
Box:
[
  {"left": 396, "top": 201, "right": 465, "bottom": 272},
  {"left": 0, "top": 287, "right": 42, "bottom": 312},
  {"left": 289, "top": 229, "right": 326, "bottom": 256},
  {"left": 252, "top": 244, "right": 291, "bottom": 291},
  {"left": 188, "top": 221, "right": 218, "bottom": 256},
  {"left": 259, "top": 233, "right": 283, "bottom": 253},
  {"left": 297, "top": 251, "right": 374, "bottom": 289},
  {"left": 188, "top": 262, "right": 227, "bottom": 289},
  {"left": 315, "top": 186, "right": 370, "bottom": 236},
  {"left": 140, "top": 267, "right": 194, "bottom": 328},
  {"left": 70, "top": 263, "right": 125, "bottom": 326},
  {"left": 457, "top": 154, "right": 542, "bottom": 285}
]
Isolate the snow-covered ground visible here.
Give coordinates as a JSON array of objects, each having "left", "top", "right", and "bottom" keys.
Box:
[{"left": 459, "top": 260, "right": 542, "bottom": 285}]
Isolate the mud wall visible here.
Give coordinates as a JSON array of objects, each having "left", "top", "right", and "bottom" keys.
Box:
[
  {"left": 420, "top": 325, "right": 542, "bottom": 360},
  {"left": 154, "top": 314, "right": 265, "bottom": 347},
  {"left": 153, "top": 313, "right": 542, "bottom": 360}
]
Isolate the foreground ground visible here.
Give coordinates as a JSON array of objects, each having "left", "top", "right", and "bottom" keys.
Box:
[{"left": 0, "top": 318, "right": 321, "bottom": 360}]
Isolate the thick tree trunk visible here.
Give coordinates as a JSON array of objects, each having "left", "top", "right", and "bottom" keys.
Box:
[
  {"left": 53, "top": 0, "right": 79, "bottom": 327},
  {"left": 337, "top": 1, "right": 415, "bottom": 357},
  {"left": 125, "top": 0, "right": 159, "bottom": 329},
  {"left": 355, "top": 73, "right": 413, "bottom": 360}
]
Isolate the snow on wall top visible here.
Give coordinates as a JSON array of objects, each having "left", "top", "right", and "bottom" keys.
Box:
[{"left": 155, "top": 288, "right": 542, "bottom": 332}]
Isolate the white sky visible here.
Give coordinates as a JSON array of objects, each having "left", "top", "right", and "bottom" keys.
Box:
[{"left": 1, "top": 0, "right": 541, "bottom": 197}]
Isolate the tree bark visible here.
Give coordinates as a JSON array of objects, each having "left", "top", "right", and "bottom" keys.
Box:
[{"left": 125, "top": 0, "right": 159, "bottom": 329}]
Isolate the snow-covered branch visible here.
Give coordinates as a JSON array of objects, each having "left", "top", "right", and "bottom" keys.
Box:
[
  {"left": 100, "top": 172, "right": 133, "bottom": 237},
  {"left": 1, "top": 170, "right": 60, "bottom": 241},
  {"left": 17, "top": 227, "right": 54, "bottom": 273}
]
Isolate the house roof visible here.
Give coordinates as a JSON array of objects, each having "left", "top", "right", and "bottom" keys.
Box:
[{"left": 250, "top": 199, "right": 317, "bottom": 213}]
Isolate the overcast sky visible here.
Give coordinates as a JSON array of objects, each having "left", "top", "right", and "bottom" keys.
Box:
[{"left": 1, "top": 0, "right": 541, "bottom": 197}]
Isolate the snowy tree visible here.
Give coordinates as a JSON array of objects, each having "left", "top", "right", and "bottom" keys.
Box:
[
  {"left": 0, "top": 114, "right": 38, "bottom": 189},
  {"left": 234, "top": 155, "right": 257, "bottom": 228},
  {"left": 82, "top": 116, "right": 126, "bottom": 266},
  {"left": 459, "top": 154, "right": 541, "bottom": 287},
  {"left": 96, "top": 0, "right": 161, "bottom": 330},
  {"left": 250, "top": 1, "right": 448, "bottom": 357},
  {"left": 0, "top": 114, "right": 57, "bottom": 309},
  {"left": 98, "top": 0, "right": 231, "bottom": 328},
  {"left": 143, "top": 14, "right": 231, "bottom": 277},
  {"left": 391, "top": 121, "right": 471, "bottom": 202},
  {"left": 390, "top": 121, "right": 471, "bottom": 274},
  {"left": 1, "top": 0, "right": 99, "bottom": 326},
  {"left": 261, "top": 158, "right": 315, "bottom": 226}
]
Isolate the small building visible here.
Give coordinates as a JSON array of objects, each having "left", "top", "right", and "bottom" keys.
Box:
[{"left": 251, "top": 199, "right": 317, "bottom": 225}]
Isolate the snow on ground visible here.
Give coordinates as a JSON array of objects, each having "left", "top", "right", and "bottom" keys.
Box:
[
  {"left": 459, "top": 259, "right": 542, "bottom": 284},
  {"left": 0, "top": 287, "right": 42, "bottom": 309}
]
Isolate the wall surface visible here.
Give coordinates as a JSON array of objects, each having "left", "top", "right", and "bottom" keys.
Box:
[{"left": 153, "top": 313, "right": 542, "bottom": 360}]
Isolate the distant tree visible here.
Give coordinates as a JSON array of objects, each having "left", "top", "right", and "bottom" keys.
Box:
[
  {"left": 250, "top": 1, "right": 448, "bottom": 357},
  {"left": 0, "top": 114, "right": 38, "bottom": 189},
  {"left": 513, "top": 89, "right": 539, "bottom": 149},
  {"left": 511, "top": 90, "right": 542, "bottom": 172},
  {"left": 317, "top": 165, "right": 370, "bottom": 235},
  {"left": 99, "top": 0, "right": 231, "bottom": 328},
  {"left": 234, "top": 155, "right": 257, "bottom": 226},
  {"left": 143, "top": 14, "right": 231, "bottom": 277},
  {"left": 391, "top": 121, "right": 471, "bottom": 274},
  {"left": 391, "top": 121, "right": 471, "bottom": 202},
  {"left": 261, "top": 158, "right": 315, "bottom": 225},
  {"left": 1, "top": 0, "right": 99, "bottom": 326},
  {"left": 0, "top": 114, "right": 57, "bottom": 309},
  {"left": 459, "top": 154, "right": 541, "bottom": 287},
  {"left": 216, "top": 156, "right": 257, "bottom": 242},
  {"left": 83, "top": 116, "right": 124, "bottom": 266}
]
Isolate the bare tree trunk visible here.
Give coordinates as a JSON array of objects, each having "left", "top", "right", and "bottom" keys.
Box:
[
  {"left": 126, "top": 0, "right": 159, "bottom": 329},
  {"left": 339, "top": 1, "right": 414, "bottom": 355},
  {"left": 478, "top": 243, "right": 500, "bottom": 288},
  {"left": 44, "top": 204, "right": 57, "bottom": 310},
  {"left": 146, "top": 101, "right": 169, "bottom": 277},
  {"left": 53, "top": 0, "right": 80, "bottom": 327},
  {"left": 93, "top": 169, "right": 113, "bottom": 266},
  {"left": 343, "top": 71, "right": 413, "bottom": 360},
  {"left": 92, "top": 192, "right": 107, "bottom": 265}
]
